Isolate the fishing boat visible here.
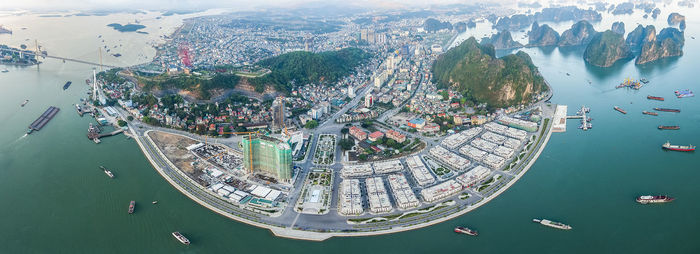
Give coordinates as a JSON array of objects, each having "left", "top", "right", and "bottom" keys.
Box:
[
  {"left": 642, "top": 111, "right": 658, "bottom": 116},
  {"left": 21, "top": 99, "right": 29, "bottom": 107},
  {"left": 533, "top": 219, "right": 572, "bottom": 230},
  {"left": 128, "top": 201, "right": 135, "bottom": 214},
  {"left": 614, "top": 106, "right": 627, "bottom": 114},
  {"left": 454, "top": 226, "right": 478, "bottom": 236}
]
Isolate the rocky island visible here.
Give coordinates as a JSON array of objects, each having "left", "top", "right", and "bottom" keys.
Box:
[
  {"left": 432, "top": 37, "right": 547, "bottom": 108},
  {"left": 611, "top": 21, "right": 625, "bottom": 35},
  {"left": 584, "top": 30, "right": 632, "bottom": 67},
  {"left": 107, "top": 23, "right": 146, "bottom": 32},
  {"left": 635, "top": 27, "right": 685, "bottom": 65},
  {"left": 667, "top": 13, "right": 686, "bottom": 25},
  {"left": 481, "top": 31, "right": 523, "bottom": 50},
  {"left": 527, "top": 22, "right": 560, "bottom": 47},
  {"left": 559, "top": 21, "right": 599, "bottom": 47}
]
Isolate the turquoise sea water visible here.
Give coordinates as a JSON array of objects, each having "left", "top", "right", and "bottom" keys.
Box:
[{"left": 0, "top": 7, "right": 699, "bottom": 253}]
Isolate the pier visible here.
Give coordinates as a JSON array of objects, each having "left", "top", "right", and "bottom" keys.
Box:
[
  {"left": 552, "top": 105, "right": 592, "bottom": 132},
  {"left": 87, "top": 123, "right": 124, "bottom": 143}
]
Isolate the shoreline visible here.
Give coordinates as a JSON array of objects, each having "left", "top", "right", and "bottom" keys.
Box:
[{"left": 130, "top": 114, "right": 555, "bottom": 241}]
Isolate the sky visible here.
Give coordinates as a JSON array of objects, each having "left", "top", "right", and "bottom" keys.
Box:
[{"left": 1, "top": 0, "right": 510, "bottom": 11}]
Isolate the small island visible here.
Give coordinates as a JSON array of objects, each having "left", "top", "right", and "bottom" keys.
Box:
[
  {"left": 584, "top": 30, "right": 632, "bottom": 67},
  {"left": 107, "top": 23, "right": 146, "bottom": 32}
]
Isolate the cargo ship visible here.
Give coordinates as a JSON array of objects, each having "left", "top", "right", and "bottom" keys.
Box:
[
  {"left": 28, "top": 106, "right": 60, "bottom": 134},
  {"left": 636, "top": 195, "right": 674, "bottom": 204},
  {"left": 100, "top": 166, "right": 114, "bottom": 178},
  {"left": 654, "top": 108, "right": 680, "bottom": 113},
  {"left": 675, "top": 89, "right": 694, "bottom": 98},
  {"left": 662, "top": 141, "right": 695, "bottom": 152},
  {"left": 614, "top": 106, "right": 627, "bottom": 114},
  {"left": 642, "top": 111, "right": 658, "bottom": 116},
  {"left": 647, "top": 95, "right": 664, "bottom": 101},
  {"left": 658, "top": 125, "right": 680, "bottom": 130},
  {"left": 172, "top": 232, "right": 190, "bottom": 245},
  {"left": 454, "top": 227, "right": 478, "bottom": 236},
  {"left": 532, "top": 219, "right": 572, "bottom": 230},
  {"left": 62, "top": 81, "right": 72, "bottom": 90},
  {"left": 128, "top": 201, "right": 135, "bottom": 214},
  {"left": 21, "top": 99, "right": 29, "bottom": 107}
]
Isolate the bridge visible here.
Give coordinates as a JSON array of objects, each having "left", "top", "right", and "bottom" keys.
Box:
[{"left": 1, "top": 47, "right": 121, "bottom": 69}]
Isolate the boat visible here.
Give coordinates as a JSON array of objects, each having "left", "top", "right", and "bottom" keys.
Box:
[
  {"left": 642, "top": 111, "right": 658, "bottom": 116},
  {"left": 172, "top": 232, "right": 190, "bottom": 245},
  {"left": 662, "top": 141, "right": 695, "bottom": 152},
  {"left": 454, "top": 226, "right": 478, "bottom": 236},
  {"left": 640, "top": 78, "right": 649, "bottom": 84},
  {"left": 1, "top": 69, "right": 8, "bottom": 73},
  {"left": 614, "top": 106, "right": 627, "bottom": 114},
  {"left": 532, "top": 219, "right": 572, "bottom": 230},
  {"left": 21, "top": 99, "right": 29, "bottom": 107},
  {"left": 636, "top": 195, "right": 674, "bottom": 204},
  {"left": 128, "top": 201, "right": 135, "bottom": 214},
  {"left": 100, "top": 166, "right": 114, "bottom": 178},
  {"left": 152, "top": 201, "right": 158, "bottom": 204},
  {"left": 647, "top": 95, "right": 664, "bottom": 101},
  {"left": 62, "top": 81, "right": 72, "bottom": 90},
  {"left": 675, "top": 89, "right": 694, "bottom": 98},
  {"left": 654, "top": 108, "right": 680, "bottom": 113},
  {"left": 658, "top": 125, "right": 680, "bottom": 130}
]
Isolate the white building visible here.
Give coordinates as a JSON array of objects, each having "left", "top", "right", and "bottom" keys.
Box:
[
  {"left": 339, "top": 179, "right": 363, "bottom": 215},
  {"left": 373, "top": 160, "right": 403, "bottom": 174},
  {"left": 429, "top": 146, "right": 471, "bottom": 171},
  {"left": 420, "top": 180, "right": 462, "bottom": 202},
  {"left": 365, "top": 177, "right": 393, "bottom": 213},
  {"left": 493, "top": 145, "right": 515, "bottom": 159},
  {"left": 405, "top": 156, "right": 435, "bottom": 186},
  {"left": 471, "top": 138, "right": 498, "bottom": 153},
  {"left": 483, "top": 154, "right": 506, "bottom": 169},
  {"left": 481, "top": 131, "right": 507, "bottom": 145},
  {"left": 387, "top": 174, "right": 420, "bottom": 209},
  {"left": 459, "top": 145, "right": 488, "bottom": 162},
  {"left": 455, "top": 166, "right": 491, "bottom": 188},
  {"left": 341, "top": 164, "right": 374, "bottom": 178}
]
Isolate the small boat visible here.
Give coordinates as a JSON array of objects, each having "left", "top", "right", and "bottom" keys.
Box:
[
  {"left": 100, "top": 166, "right": 114, "bottom": 178},
  {"left": 63, "top": 81, "right": 72, "bottom": 90},
  {"left": 454, "top": 226, "right": 478, "bottom": 236},
  {"left": 21, "top": 99, "right": 29, "bottom": 107},
  {"left": 675, "top": 89, "right": 694, "bottom": 98},
  {"left": 640, "top": 78, "right": 649, "bottom": 84},
  {"left": 533, "top": 218, "right": 572, "bottom": 230},
  {"left": 152, "top": 201, "right": 158, "bottom": 204},
  {"left": 1, "top": 69, "right": 8, "bottom": 73},
  {"left": 172, "top": 232, "right": 190, "bottom": 245},
  {"left": 647, "top": 95, "right": 664, "bottom": 101},
  {"left": 614, "top": 106, "right": 627, "bottom": 114},
  {"left": 128, "top": 201, "right": 135, "bottom": 214},
  {"left": 658, "top": 125, "right": 680, "bottom": 130},
  {"left": 654, "top": 108, "right": 680, "bottom": 113},
  {"left": 636, "top": 195, "right": 674, "bottom": 204},
  {"left": 662, "top": 141, "right": 695, "bottom": 152},
  {"left": 642, "top": 111, "right": 658, "bottom": 116}
]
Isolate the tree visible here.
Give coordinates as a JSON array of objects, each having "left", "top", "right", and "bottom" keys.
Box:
[
  {"left": 117, "top": 120, "right": 127, "bottom": 127},
  {"left": 358, "top": 154, "right": 368, "bottom": 161},
  {"left": 126, "top": 116, "right": 134, "bottom": 121},
  {"left": 305, "top": 120, "right": 319, "bottom": 129},
  {"left": 341, "top": 127, "right": 349, "bottom": 135},
  {"left": 386, "top": 139, "right": 396, "bottom": 148},
  {"left": 339, "top": 138, "right": 355, "bottom": 150}
]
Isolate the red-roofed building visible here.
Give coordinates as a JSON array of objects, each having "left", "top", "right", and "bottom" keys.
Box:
[
  {"left": 349, "top": 126, "right": 367, "bottom": 140},
  {"left": 385, "top": 129, "right": 406, "bottom": 143},
  {"left": 368, "top": 131, "right": 385, "bottom": 142}
]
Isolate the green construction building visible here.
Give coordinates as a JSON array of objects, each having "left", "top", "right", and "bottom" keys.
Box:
[{"left": 241, "top": 135, "right": 293, "bottom": 182}]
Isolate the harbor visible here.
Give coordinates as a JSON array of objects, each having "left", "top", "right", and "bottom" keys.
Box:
[{"left": 551, "top": 105, "right": 592, "bottom": 132}]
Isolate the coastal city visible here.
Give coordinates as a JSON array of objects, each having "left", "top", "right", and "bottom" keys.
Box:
[{"left": 1, "top": 0, "right": 698, "bottom": 252}]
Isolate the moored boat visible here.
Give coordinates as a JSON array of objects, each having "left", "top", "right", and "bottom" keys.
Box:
[
  {"left": 642, "top": 111, "right": 658, "bottom": 116},
  {"left": 675, "top": 89, "right": 694, "bottom": 98},
  {"left": 636, "top": 195, "right": 674, "bottom": 204},
  {"left": 647, "top": 95, "right": 664, "bottom": 101},
  {"left": 532, "top": 218, "right": 572, "bottom": 230},
  {"left": 658, "top": 125, "right": 679, "bottom": 130},
  {"left": 172, "top": 232, "right": 190, "bottom": 245},
  {"left": 614, "top": 106, "right": 627, "bottom": 114},
  {"left": 128, "top": 201, "right": 135, "bottom": 214},
  {"left": 662, "top": 141, "right": 695, "bottom": 152},
  {"left": 654, "top": 108, "right": 680, "bottom": 113},
  {"left": 454, "top": 226, "right": 478, "bottom": 236}
]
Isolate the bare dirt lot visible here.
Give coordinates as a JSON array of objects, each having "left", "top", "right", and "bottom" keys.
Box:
[{"left": 148, "top": 131, "right": 199, "bottom": 174}]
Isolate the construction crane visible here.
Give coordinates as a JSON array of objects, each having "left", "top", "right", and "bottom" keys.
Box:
[{"left": 204, "top": 131, "right": 259, "bottom": 173}]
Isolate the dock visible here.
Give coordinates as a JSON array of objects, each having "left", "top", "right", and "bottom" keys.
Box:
[
  {"left": 87, "top": 122, "right": 124, "bottom": 143},
  {"left": 552, "top": 105, "right": 592, "bottom": 132},
  {"left": 28, "top": 106, "right": 60, "bottom": 133}
]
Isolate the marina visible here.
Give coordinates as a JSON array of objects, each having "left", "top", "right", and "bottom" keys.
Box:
[{"left": 27, "top": 106, "right": 60, "bottom": 134}]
